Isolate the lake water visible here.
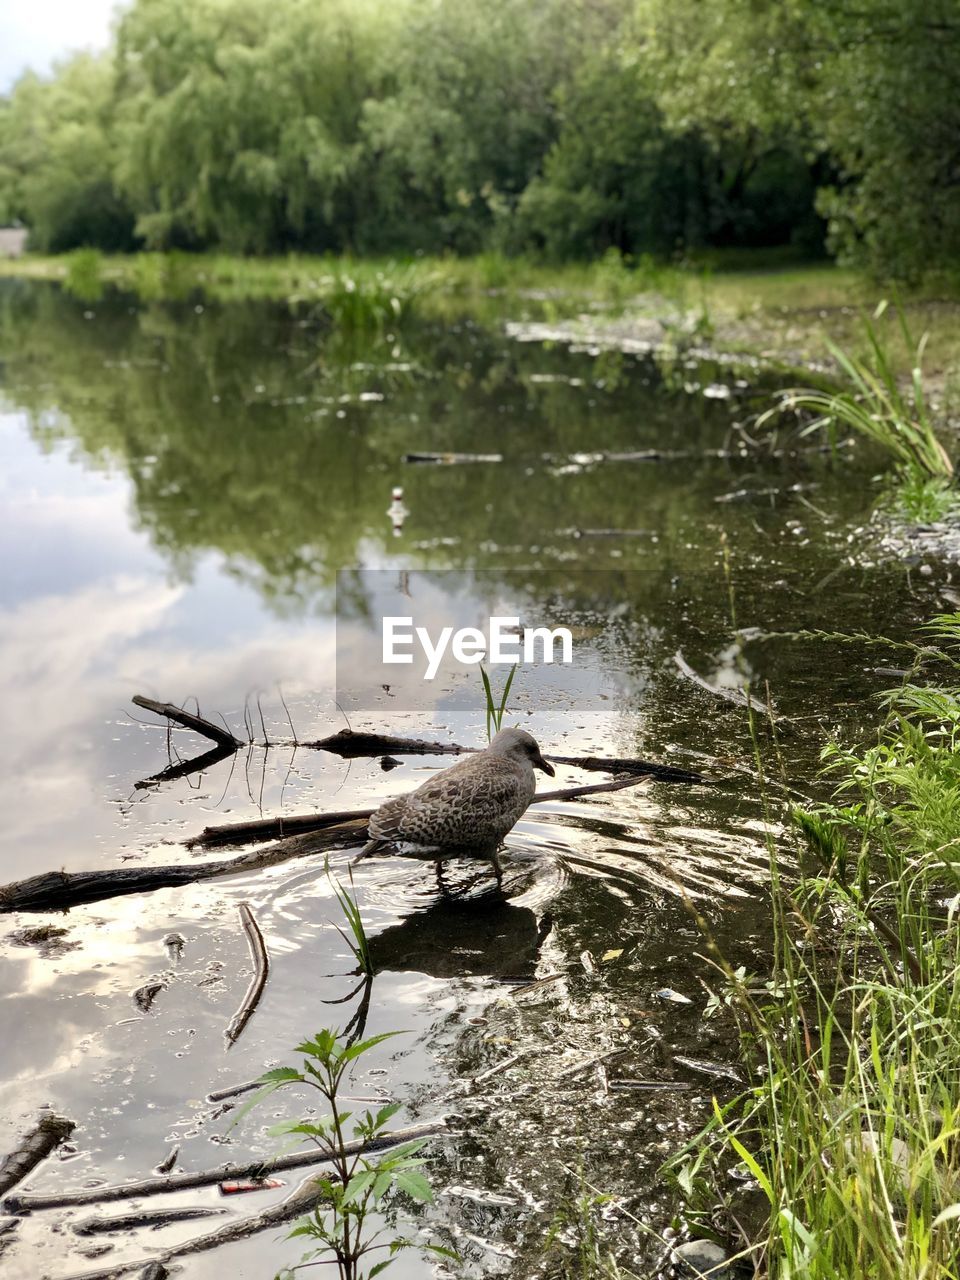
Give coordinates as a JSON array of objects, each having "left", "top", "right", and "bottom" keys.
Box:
[{"left": 0, "top": 279, "right": 946, "bottom": 1278}]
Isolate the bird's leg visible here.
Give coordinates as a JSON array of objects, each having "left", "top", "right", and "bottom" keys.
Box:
[
  {"left": 490, "top": 848, "right": 504, "bottom": 890},
  {"left": 435, "top": 860, "right": 450, "bottom": 896}
]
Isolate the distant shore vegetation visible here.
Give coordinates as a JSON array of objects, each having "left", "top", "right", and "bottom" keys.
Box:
[{"left": 1, "top": 0, "right": 956, "bottom": 280}]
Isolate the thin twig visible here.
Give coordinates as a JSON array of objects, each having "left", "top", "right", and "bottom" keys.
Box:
[
  {"left": 277, "top": 683, "right": 298, "bottom": 744},
  {"left": 225, "top": 904, "right": 270, "bottom": 1045}
]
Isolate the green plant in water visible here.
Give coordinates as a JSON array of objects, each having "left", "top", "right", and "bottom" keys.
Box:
[
  {"left": 241, "top": 1029, "right": 453, "bottom": 1280},
  {"left": 761, "top": 300, "right": 954, "bottom": 483},
  {"left": 479, "top": 662, "right": 516, "bottom": 740},
  {"left": 318, "top": 263, "right": 431, "bottom": 333},
  {"left": 543, "top": 1164, "right": 639, "bottom": 1279},
  {"left": 326, "top": 857, "right": 372, "bottom": 976}
]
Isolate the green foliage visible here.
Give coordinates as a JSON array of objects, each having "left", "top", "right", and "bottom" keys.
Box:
[
  {"left": 0, "top": 55, "right": 136, "bottom": 252},
  {"left": 0, "top": 0, "right": 826, "bottom": 262},
  {"left": 642, "top": 0, "right": 960, "bottom": 278},
  {"left": 543, "top": 1165, "right": 638, "bottom": 1279},
  {"left": 244, "top": 1028, "right": 453, "bottom": 1280},
  {"left": 762, "top": 303, "right": 954, "bottom": 484},
  {"left": 3, "top": 0, "right": 959, "bottom": 273},
  {"left": 674, "top": 611, "right": 960, "bottom": 1279},
  {"left": 63, "top": 249, "right": 105, "bottom": 302}
]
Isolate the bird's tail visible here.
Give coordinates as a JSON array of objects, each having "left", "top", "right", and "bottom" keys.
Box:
[{"left": 352, "top": 838, "right": 385, "bottom": 866}]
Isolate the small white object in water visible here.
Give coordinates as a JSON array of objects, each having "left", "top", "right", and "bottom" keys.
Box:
[{"left": 387, "top": 486, "right": 409, "bottom": 537}]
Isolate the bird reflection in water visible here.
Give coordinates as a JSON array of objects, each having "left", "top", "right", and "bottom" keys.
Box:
[{"left": 330, "top": 866, "right": 551, "bottom": 1045}]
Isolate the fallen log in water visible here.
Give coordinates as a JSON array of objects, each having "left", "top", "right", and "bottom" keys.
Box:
[
  {"left": 545, "top": 753, "right": 705, "bottom": 784},
  {"left": 307, "top": 728, "right": 706, "bottom": 782},
  {"left": 191, "top": 770, "right": 667, "bottom": 851},
  {"left": 0, "top": 1111, "right": 75, "bottom": 1197},
  {"left": 188, "top": 807, "right": 375, "bottom": 850},
  {"left": 73, "top": 1206, "right": 227, "bottom": 1235},
  {"left": 4, "top": 1120, "right": 446, "bottom": 1214},
  {"left": 0, "top": 773, "right": 660, "bottom": 915},
  {"left": 136, "top": 699, "right": 708, "bottom": 788},
  {"left": 0, "top": 823, "right": 367, "bottom": 914}
]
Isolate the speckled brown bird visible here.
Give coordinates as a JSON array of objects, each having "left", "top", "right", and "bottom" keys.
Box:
[{"left": 356, "top": 727, "right": 555, "bottom": 861}]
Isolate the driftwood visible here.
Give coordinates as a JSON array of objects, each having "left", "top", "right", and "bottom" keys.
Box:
[
  {"left": 225, "top": 904, "right": 270, "bottom": 1045},
  {"left": 4, "top": 1119, "right": 446, "bottom": 1213},
  {"left": 0, "top": 773, "right": 660, "bottom": 916},
  {"left": 132, "top": 696, "right": 241, "bottom": 750},
  {"left": 0, "top": 824, "right": 366, "bottom": 914},
  {"left": 73, "top": 1206, "right": 227, "bottom": 1235},
  {"left": 190, "top": 771, "right": 661, "bottom": 852},
  {"left": 58, "top": 1171, "right": 338, "bottom": 1280},
  {"left": 134, "top": 697, "right": 708, "bottom": 795},
  {"left": 0, "top": 1111, "right": 75, "bottom": 1196},
  {"left": 306, "top": 729, "right": 706, "bottom": 783},
  {"left": 188, "top": 807, "right": 373, "bottom": 851}
]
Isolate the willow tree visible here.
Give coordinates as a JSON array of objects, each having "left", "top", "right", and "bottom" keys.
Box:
[
  {"left": 112, "top": 0, "right": 399, "bottom": 251},
  {"left": 0, "top": 55, "right": 134, "bottom": 251}
]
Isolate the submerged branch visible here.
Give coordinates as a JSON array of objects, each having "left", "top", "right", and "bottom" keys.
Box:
[
  {"left": 0, "top": 1112, "right": 75, "bottom": 1196},
  {"left": 73, "top": 1206, "right": 227, "bottom": 1235},
  {"left": 189, "top": 770, "right": 664, "bottom": 851},
  {"left": 224, "top": 903, "right": 270, "bottom": 1045},
  {"left": 4, "top": 1120, "right": 447, "bottom": 1214},
  {"left": 674, "top": 650, "right": 767, "bottom": 713},
  {"left": 188, "top": 807, "right": 374, "bottom": 850},
  {"left": 57, "top": 1171, "right": 335, "bottom": 1280},
  {"left": 0, "top": 823, "right": 367, "bottom": 914}
]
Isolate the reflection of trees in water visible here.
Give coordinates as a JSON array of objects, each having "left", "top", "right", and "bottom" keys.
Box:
[
  {"left": 4, "top": 278, "right": 933, "bottom": 744},
  {"left": 1, "top": 281, "right": 757, "bottom": 611}
]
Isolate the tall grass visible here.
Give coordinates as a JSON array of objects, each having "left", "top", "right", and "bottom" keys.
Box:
[
  {"left": 673, "top": 613, "right": 960, "bottom": 1279},
  {"left": 761, "top": 301, "right": 954, "bottom": 483}
]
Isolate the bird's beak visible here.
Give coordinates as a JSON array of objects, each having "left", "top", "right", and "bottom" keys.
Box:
[{"left": 534, "top": 751, "right": 555, "bottom": 777}]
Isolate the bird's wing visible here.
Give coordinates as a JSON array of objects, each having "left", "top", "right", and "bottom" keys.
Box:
[
  {"left": 367, "top": 796, "right": 409, "bottom": 843},
  {"left": 400, "top": 764, "right": 530, "bottom": 845}
]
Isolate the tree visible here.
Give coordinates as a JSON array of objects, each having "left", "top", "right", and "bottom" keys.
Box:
[
  {"left": 0, "top": 55, "right": 135, "bottom": 251},
  {"left": 641, "top": 0, "right": 960, "bottom": 277}
]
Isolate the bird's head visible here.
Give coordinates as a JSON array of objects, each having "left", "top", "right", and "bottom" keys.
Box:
[{"left": 487, "top": 726, "right": 555, "bottom": 776}]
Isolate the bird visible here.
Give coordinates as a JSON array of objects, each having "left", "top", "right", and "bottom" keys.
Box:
[{"left": 355, "top": 727, "right": 555, "bottom": 867}]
